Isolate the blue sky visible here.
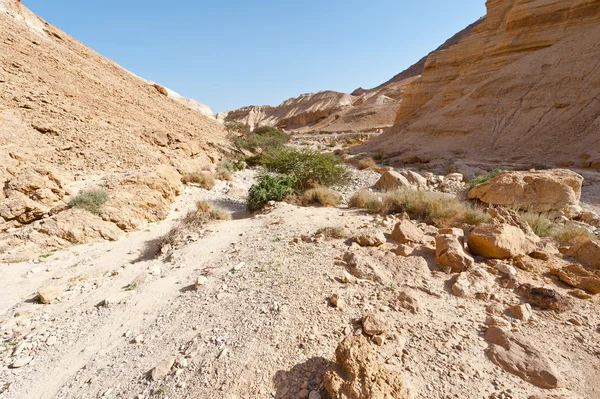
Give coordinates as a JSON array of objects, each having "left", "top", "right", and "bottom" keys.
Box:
[{"left": 23, "top": 1, "right": 486, "bottom": 113}]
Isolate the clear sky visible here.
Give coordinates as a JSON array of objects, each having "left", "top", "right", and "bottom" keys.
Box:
[{"left": 22, "top": 1, "right": 486, "bottom": 113}]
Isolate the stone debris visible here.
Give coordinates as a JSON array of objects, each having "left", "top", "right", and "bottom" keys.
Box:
[{"left": 37, "top": 286, "right": 64, "bottom": 304}]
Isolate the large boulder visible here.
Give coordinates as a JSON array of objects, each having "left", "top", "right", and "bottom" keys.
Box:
[
  {"left": 468, "top": 223, "right": 536, "bottom": 259},
  {"left": 324, "top": 335, "right": 410, "bottom": 399},
  {"left": 468, "top": 169, "right": 583, "bottom": 218},
  {"left": 485, "top": 326, "right": 563, "bottom": 389},
  {"left": 374, "top": 171, "right": 412, "bottom": 192},
  {"left": 34, "top": 209, "right": 122, "bottom": 244},
  {"left": 565, "top": 239, "right": 600, "bottom": 269},
  {"left": 435, "top": 234, "right": 474, "bottom": 273}
]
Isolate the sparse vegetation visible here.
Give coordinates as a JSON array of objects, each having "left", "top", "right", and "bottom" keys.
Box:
[
  {"left": 358, "top": 158, "right": 378, "bottom": 170},
  {"left": 260, "top": 147, "right": 350, "bottom": 190},
  {"left": 300, "top": 186, "right": 340, "bottom": 207},
  {"left": 224, "top": 122, "right": 251, "bottom": 135},
  {"left": 69, "top": 189, "right": 109, "bottom": 215},
  {"left": 247, "top": 173, "right": 296, "bottom": 212},
  {"left": 315, "top": 226, "right": 349, "bottom": 240},
  {"left": 231, "top": 126, "right": 290, "bottom": 155},
  {"left": 348, "top": 188, "right": 489, "bottom": 227},
  {"left": 181, "top": 172, "right": 216, "bottom": 189},
  {"left": 220, "top": 158, "right": 246, "bottom": 172},
  {"left": 469, "top": 168, "right": 504, "bottom": 188},
  {"left": 160, "top": 201, "right": 230, "bottom": 251},
  {"left": 523, "top": 211, "right": 597, "bottom": 246}
]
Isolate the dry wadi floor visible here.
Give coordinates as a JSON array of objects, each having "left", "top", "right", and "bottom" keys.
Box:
[{"left": 0, "top": 167, "right": 599, "bottom": 399}]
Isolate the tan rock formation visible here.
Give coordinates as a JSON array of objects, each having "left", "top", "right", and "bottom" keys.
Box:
[
  {"left": 468, "top": 223, "right": 536, "bottom": 259},
  {"left": 391, "top": 220, "right": 423, "bottom": 244},
  {"left": 485, "top": 326, "right": 563, "bottom": 389},
  {"left": 468, "top": 170, "right": 584, "bottom": 218},
  {"left": 0, "top": 1, "right": 229, "bottom": 257},
  {"left": 435, "top": 234, "right": 474, "bottom": 273},
  {"left": 565, "top": 239, "right": 600, "bottom": 269},
  {"left": 374, "top": 171, "right": 412, "bottom": 192},
  {"left": 324, "top": 335, "right": 410, "bottom": 399},
  {"left": 360, "top": 0, "right": 600, "bottom": 169}
]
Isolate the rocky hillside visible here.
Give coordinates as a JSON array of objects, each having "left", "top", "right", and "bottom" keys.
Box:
[
  {"left": 0, "top": 0, "right": 230, "bottom": 261},
  {"left": 359, "top": 0, "right": 600, "bottom": 170},
  {"left": 217, "top": 21, "right": 480, "bottom": 134}
]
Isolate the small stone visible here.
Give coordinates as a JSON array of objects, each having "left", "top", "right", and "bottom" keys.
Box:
[
  {"left": 149, "top": 266, "right": 161, "bottom": 276},
  {"left": 509, "top": 304, "right": 532, "bottom": 321},
  {"left": 394, "top": 244, "right": 414, "bottom": 257},
  {"left": 330, "top": 294, "right": 341, "bottom": 308},
  {"left": 233, "top": 262, "right": 245, "bottom": 271},
  {"left": 308, "top": 391, "right": 321, "bottom": 399},
  {"left": 495, "top": 263, "right": 517, "bottom": 277},
  {"left": 10, "top": 356, "right": 33, "bottom": 368},
  {"left": 195, "top": 276, "right": 208, "bottom": 289},
  {"left": 37, "top": 286, "right": 64, "bottom": 304},
  {"left": 134, "top": 335, "right": 144, "bottom": 344},
  {"left": 341, "top": 271, "right": 357, "bottom": 284},
  {"left": 361, "top": 313, "right": 389, "bottom": 336},
  {"left": 151, "top": 356, "right": 176, "bottom": 381},
  {"left": 372, "top": 335, "right": 385, "bottom": 346}
]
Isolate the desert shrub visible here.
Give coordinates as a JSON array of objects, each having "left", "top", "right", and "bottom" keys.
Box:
[
  {"left": 160, "top": 201, "right": 230, "bottom": 251},
  {"left": 523, "top": 212, "right": 554, "bottom": 237},
  {"left": 247, "top": 174, "right": 297, "bottom": 212},
  {"left": 181, "top": 172, "right": 216, "bottom": 189},
  {"left": 348, "top": 188, "right": 488, "bottom": 227},
  {"left": 464, "top": 206, "right": 491, "bottom": 225},
  {"left": 221, "top": 158, "right": 246, "bottom": 172},
  {"left": 225, "top": 122, "right": 251, "bottom": 135},
  {"left": 261, "top": 147, "right": 350, "bottom": 190},
  {"left": 301, "top": 186, "right": 340, "bottom": 207},
  {"left": 232, "top": 126, "right": 290, "bottom": 155},
  {"left": 69, "top": 189, "right": 109, "bottom": 215},
  {"left": 215, "top": 167, "right": 232, "bottom": 181},
  {"left": 358, "top": 158, "right": 378, "bottom": 170},
  {"left": 469, "top": 168, "right": 504, "bottom": 188},
  {"left": 348, "top": 190, "right": 382, "bottom": 213},
  {"left": 551, "top": 225, "right": 597, "bottom": 246},
  {"left": 315, "top": 226, "right": 349, "bottom": 240}
]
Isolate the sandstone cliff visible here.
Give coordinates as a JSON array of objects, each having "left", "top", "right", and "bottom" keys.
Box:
[
  {"left": 359, "top": 0, "right": 600, "bottom": 170},
  {"left": 218, "top": 20, "right": 480, "bottom": 134},
  {"left": 0, "top": 0, "right": 230, "bottom": 260}
]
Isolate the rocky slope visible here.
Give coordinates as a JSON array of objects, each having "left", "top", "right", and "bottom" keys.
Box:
[
  {"left": 0, "top": 0, "right": 230, "bottom": 261},
  {"left": 217, "top": 21, "right": 480, "bottom": 134},
  {"left": 359, "top": 0, "right": 600, "bottom": 170}
]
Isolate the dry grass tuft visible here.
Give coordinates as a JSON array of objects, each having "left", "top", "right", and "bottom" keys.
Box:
[
  {"left": 522, "top": 211, "right": 598, "bottom": 246},
  {"left": 358, "top": 158, "right": 378, "bottom": 170},
  {"left": 160, "top": 201, "right": 229, "bottom": 251},
  {"left": 349, "top": 188, "right": 489, "bottom": 227},
  {"left": 301, "top": 186, "right": 340, "bottom": 207},
  {"left": 215, "top": 167, "right": 232, "bottom": 181},
  {"left": 315, "top": 226, "right": 349, "bottom": 240},
  {"left": 181, "top": 172, "right": 216, "bottom": 190}
]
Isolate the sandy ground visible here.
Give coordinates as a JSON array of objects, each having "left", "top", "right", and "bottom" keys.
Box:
[{"left": 1, "top": 165, "right": 599, "bottom": 399}]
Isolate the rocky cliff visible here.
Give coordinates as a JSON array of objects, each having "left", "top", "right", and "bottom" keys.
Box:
[
  {"left": 0, "top": 0, "right": 230, "bottom": 260},
  {"left": 360, "top": 0, "right": 600, "bottom": 170},
  {"left": 218, "top": 20, "right": 480, "bottom": 134}
]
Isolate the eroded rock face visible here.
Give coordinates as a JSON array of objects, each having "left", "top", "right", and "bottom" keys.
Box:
[
  {"left": 468, "top": 170, "right": 584, "bottom": 218},
  {"left": 362, "top": 1, "right": 600, "bottom": 169},
  {"left": 324, "top": 335, "right": 410, "bottom": 399},
  {"left": 468, "top": 223, "right": 536, "bottom": 259},
  {"left": 485, "top": 326, "right": 563, "bottom": 389},
  {"left": 34, "top": 209, "right": 122, "bottom": 244}
]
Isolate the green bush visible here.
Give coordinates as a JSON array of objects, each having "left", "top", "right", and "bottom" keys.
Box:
[
  {"left": 69, "top": 189, "right": 109, "bottom": 215},
  {"left": 221, "top": 158, "right": 246, "bottom": 172},
  {"left": 469, "top": 168, "right": 504, "bottom": 188},
  {"left": 225, "top": 122, "right": 251, "bottom": 135},
  {"left": 247, "top": 174, "right": 297, "bottom": 212},
  {"left": 261, "top": 147, "right": 350, "bottom": 190},
  {"left": 232, "top": 126, "right": 290, "bottom": 155}
]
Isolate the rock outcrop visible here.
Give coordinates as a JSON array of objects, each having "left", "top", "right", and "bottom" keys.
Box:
[
  {"left": 468, "top": 170, "right": 584, "bottom": 218},
  {"left": 324, "top": 335, "right": 410, "bottom": 399},
  {"left": 485, "top": 326, "right": 563, "bottom": 389},
  {"left": 359, "top": 0, "right": 600, "bottom": 169}
]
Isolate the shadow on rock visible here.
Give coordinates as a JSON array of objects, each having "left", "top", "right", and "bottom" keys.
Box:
[{"left": 273, "top": 357, "right": 332, "bottom": 399}]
